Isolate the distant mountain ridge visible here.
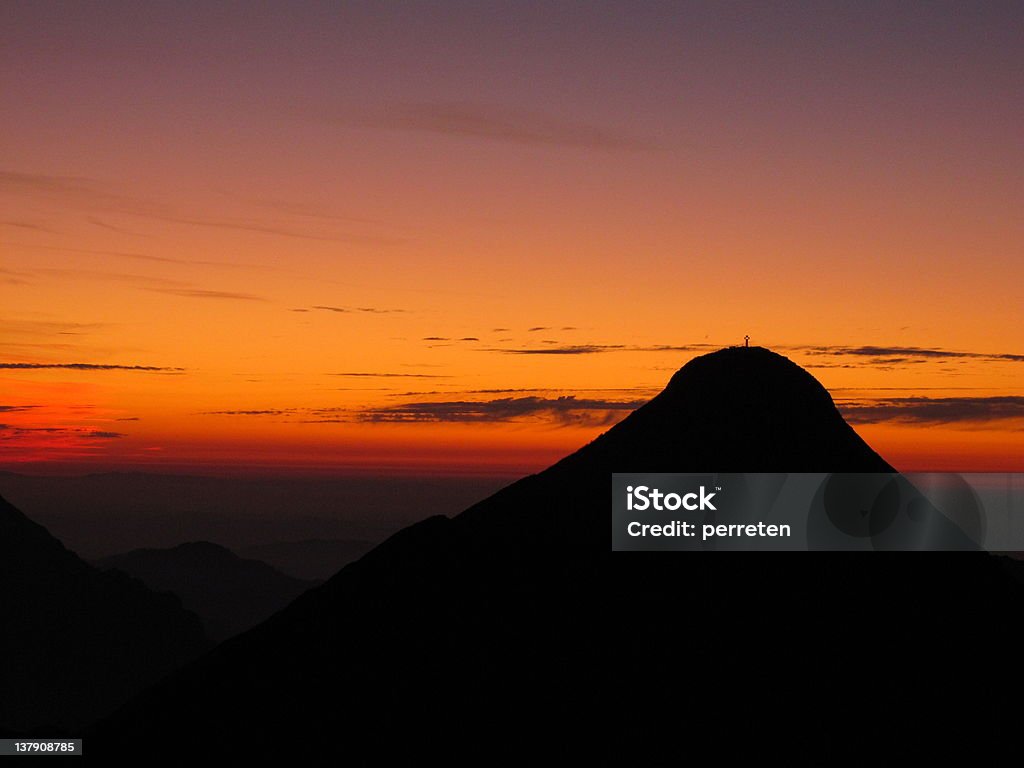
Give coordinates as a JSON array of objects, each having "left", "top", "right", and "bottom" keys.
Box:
[
  {"left": 239, "top": 538, "right": 375, "bottom": 580},
  {"left": 89, "top": 347, "right": 1024, "bottom": 761},
  {"left": 0, "top": 470, "right": 504, "bottom": 560},
  {"left": 0, "top": 495, "right": 208, "bottom": 732},
  {"left": 95, "top": 542, "right": 319, "bottom": 642}
]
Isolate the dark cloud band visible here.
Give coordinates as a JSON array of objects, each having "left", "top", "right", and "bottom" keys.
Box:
[
  {"left": 839, "top": 396, "right": 1024, "bottom": 425},
  {"left": 0, "top": 363, "right": 182, "bottom": 371}
]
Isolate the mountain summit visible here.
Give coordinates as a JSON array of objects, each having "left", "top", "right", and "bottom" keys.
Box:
[
  {"left": 92, "top": 348, "right": 1021, "bottom": 762},
  {"left": 558, "top": 346, "right": 892, "bottom": 472}
]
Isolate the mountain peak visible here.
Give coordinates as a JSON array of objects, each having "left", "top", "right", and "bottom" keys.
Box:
[
  {"left": 662, "top": 345, "right": 836, "bottom": 410},
  {"left": 557, "top": 345, "right": 892, "bottom": 473},
  {"left": 665, "top": 344, "right": 798, "bottom": 386}
]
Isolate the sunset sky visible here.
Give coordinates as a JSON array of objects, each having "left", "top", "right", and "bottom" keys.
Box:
[{"left": 2, "top": 2, "right": 1022, "bottom": 475}]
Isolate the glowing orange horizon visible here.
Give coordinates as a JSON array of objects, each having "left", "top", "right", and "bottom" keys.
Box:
[
  {"left": 3, "top": 5, "right": 1022, "bottom": 476},
  {"left": 1, "top": 348, "right": 1021, "bottom": 477}
]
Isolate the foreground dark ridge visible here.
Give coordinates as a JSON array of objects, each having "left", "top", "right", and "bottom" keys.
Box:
[
  {"left": 90, "top": 347, "right": 1020, "bottom": 761},
  {"left": 0, "top": 497, "right": 208, "bottom": 732}
]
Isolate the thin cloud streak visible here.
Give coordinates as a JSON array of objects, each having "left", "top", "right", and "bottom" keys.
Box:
[
  {"left": 310, "top": 305, "right": 407, "bottom": 314},
  {"left": 329, "top": 372, "right": 451, "bottom": 378},
  {"left": 839, "top": 396, "right": 1024, "bottom": 426},
  {"left": 149, "top": 288, "right": 268, "bottom": 301},
  {"left": 194, "top": 392, "right": 648, "bottom": 428},
  {"left": 28, "top": 269, "right": 269, "bottom": 303},
  {"left": 1, "top": 169, "right": 400, "bottom": 244},
  {"left": 87, "top": 216, "right": 151, "bottom": 237},
  {"left": 387, "top": 387, "right": 660, "bottom": 398},
  {"left": 486, "top": 345, "right": 625, "bottom": 355},
  {"left": 204, "top": 410, "right": 298, "bottom": 416},
  {"left": 0, "top": 363, "right": 183, "bottom": 372},
  {"left": 3, "top": 241, "right": 251, "bottom": 269},
  {"left": 356, "top": 395, "right": 644, "bottom": 426},
  {"left": 0, "top": 170, "right": 89, "bottom": 193},
  {"left": 353, "top": 102, "right": 658, "bottom": 152},
  {"left": 0, "top": 424, "right": 125, "bottom": 440},
  {"left": 482, "top": 343, "right": 711, "bottom": 355},
  {"left": 32, "top": 268, "right": 188, "bottom": 288},
  {"left": 795, "top": 345, "right": 1024, "bottom": 363},
  {"left": 1, "top": 219, "right": 57, "bottom": 233}
]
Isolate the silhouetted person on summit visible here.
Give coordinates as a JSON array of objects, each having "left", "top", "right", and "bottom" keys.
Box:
[{"left": 744, "top": 335, "right": 750, "bottom": 347}]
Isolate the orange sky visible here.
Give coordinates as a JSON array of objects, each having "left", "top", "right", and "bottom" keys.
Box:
[{"left": 2, "top": 3, "right": 1022, "bottom": 475}]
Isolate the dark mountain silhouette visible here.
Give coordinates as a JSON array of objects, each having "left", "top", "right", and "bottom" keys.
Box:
[
  {"left": 95, "top": 542, "right": 319, "bottom": 642},
  {"left": 91, "top": 348, "right": 1022, "bottom": 762},
  {"left": 0, "top": 496, "right": 208, "bottom": 733},
  {"left": 239, "top": 538, "right": 376, "bottom": 580},
  {"left": 564, "top": 345, "right": 893, "bottom": 471}
]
